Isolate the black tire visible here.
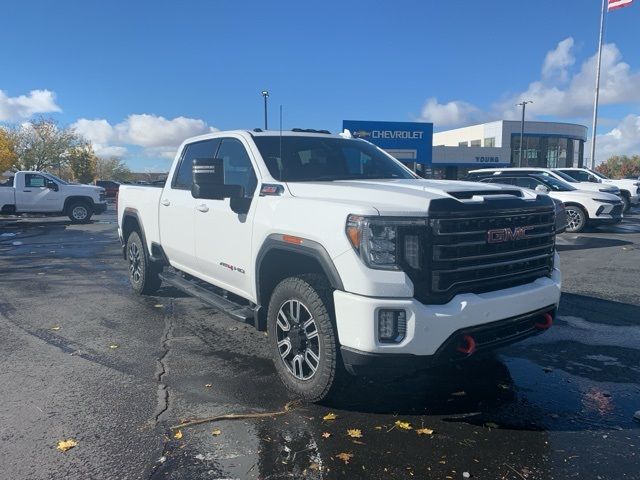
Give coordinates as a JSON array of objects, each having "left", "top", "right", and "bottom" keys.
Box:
[
  {"left": 565, "top": 205, "right": 587, "bottom": 233},
  {"left": 267, "top": 274, "right": 346, "bottom": 402},
  {"left": 621, "top": 193, "right": 631, "bottom": 213},
  {"left": 68, "top": 201, "right": 93, "bottom": 223},
  {"left": 126, "top": 231, "right": 162, "bottom": 295}
]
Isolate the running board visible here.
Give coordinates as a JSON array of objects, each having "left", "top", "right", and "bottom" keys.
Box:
[{"left": 159, "top": 271, "right": 255, "bottom": 323}]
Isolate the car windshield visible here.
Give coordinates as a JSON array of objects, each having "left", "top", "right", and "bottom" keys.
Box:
[
  {"left": 45, "top": 173, "right": 69, "bottom": 185},
  {"left": 538, "top": 176, "right": 576, "bottom": 192},
  {"left": 252, "top": 135, "right": 416, "bottom": 182},
  {"left": 551, "top": 170, "right": 581, "bottom": 183}
]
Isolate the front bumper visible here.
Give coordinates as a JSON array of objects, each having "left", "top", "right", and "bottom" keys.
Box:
[
  {"left": 333, "top": 260, "right": 561, "bottom": 373},
  {"left": 94, "top": 202, "right": 108, "bottom": 214},
  {"left": 630, "top": 194, "right": 640, "bottom": 205},
  {"left": 592, "top": 202, "right": 623, "bottom": 223}
]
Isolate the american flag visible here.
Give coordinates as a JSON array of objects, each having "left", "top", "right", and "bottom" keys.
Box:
[{"left": 608, "top": 0, "right": 633, "bottom": 11}]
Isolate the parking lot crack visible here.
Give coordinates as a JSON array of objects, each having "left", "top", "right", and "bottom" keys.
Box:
[{"left": 153, "top": 301, "right": 175, "bottom": 423}]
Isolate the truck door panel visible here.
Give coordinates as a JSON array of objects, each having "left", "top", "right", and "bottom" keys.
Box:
[
  {"left": 15, "top": 173, "right": 61, "bottom": 212},
  {"left": 159, "top": 139, "right": 220, "bottom": 271},
  {"left": 194, "top": 137, "right": 258, "bottom": 299}
]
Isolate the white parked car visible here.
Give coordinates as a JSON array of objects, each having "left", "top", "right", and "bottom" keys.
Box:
[
  {"left": 0, "top": 171, "right": 107, "bottom": 223},
  {"left": 468, "top": 167, "right": 621, "bottom": 197},
  {"left": 117, "top": 129, "right": 562, "bottom": 401},
  {"left": 557, "top": 168, "right": 640, "bottom": 212},
  {"left": 473, "top": 172, "right": 623, "bottom": 232}
]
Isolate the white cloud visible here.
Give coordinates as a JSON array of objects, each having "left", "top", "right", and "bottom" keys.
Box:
[
  {"left": 420, "top": 37, "right": 640, "bottom": 128},
  {"left": 542, "top": 37, "right": 575, "bottom": 81},
  {"left": 71, "top": 114, "right": 217, "bottom": 158},
  {"left": 593, "top": 114, "right": 640, "bottom": 163},
  {"left": 0, "top": 89, "right": 61, "bottom": 121},
  {"left": 418, "top": 98, "right": 486, "bottom": 127}
]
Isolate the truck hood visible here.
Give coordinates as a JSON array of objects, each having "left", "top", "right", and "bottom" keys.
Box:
[
  {"left": 603, "top": 178, "right": 640, "bottom": 192},
  {"left": 286, "top": 179, "right": 534, "bottom": 215}
]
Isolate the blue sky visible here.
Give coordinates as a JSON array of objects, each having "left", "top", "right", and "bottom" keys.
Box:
[{"left": 1, "top": 0, "right": 639, "bottom": 170}]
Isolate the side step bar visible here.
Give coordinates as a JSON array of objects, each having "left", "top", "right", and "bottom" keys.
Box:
[{"left": 159, "top": 271, "right": 256, "bottom": 323}]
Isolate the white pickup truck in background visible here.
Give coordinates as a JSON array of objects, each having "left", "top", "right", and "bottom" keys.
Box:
[
  {"left": 117, "top": 129, "right": 562, "bottom": 402},
  {"left": 0, "top": 171, "right": 107, "bottom": 223}
]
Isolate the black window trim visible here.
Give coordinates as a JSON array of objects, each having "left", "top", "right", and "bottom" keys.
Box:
[{"left": 215, "top": 136, "right": 260, "bottom": 198}]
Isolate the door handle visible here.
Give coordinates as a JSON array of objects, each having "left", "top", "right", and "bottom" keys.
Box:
[
  {"left": 160, "top": 199, "right": 171, "bottom": 206},
  {"left": 23, "top": 190, "right": 32, "bottom": 192},
  {"left": 196, "top": 204, "right": 209, "bottom": 212}
]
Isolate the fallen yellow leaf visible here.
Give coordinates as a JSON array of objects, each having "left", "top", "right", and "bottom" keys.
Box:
[
  {"left": 154, "top": 304, "right": 163, "bottom": 308},
  {"left": 57, "top": 439, "right": 77, "bottom": 452},
  {"left": 395, "top": 420, "right": 412, "bottom": 430},
  {"left": 109, "top": 344, "right": 118, "bottom": 349},
  {"left": 416, "top": 428, "right": 434, "bottom": 435},
  {"left": 336, "top": 452, "right": 353, "bottom": 464},
  {"left": 211, "top": 429, "right": 221, "bottom": 436},
  {"left": 51, "top": 326, "right": 61, "bottom": 331},
  {"left": 346, "top": 428, "right": 362, "bottom": 438},
  {"left": 174, "top": 430, "right": 183, "bottom": 439},
  {"left": 374, "top": 426, "right": 383, "bottom": 430},
  {"left": 309, "top": 462, "right": 320, "bottom": 471},
  {"left": 323, "top": 412, "right": 337, "bottom": 421},
  {"left": 204, "top": 384, "right": 213, "bottom": 388},
  {"left": 321, "top": 432, "right": 331, "bottom": 438}
]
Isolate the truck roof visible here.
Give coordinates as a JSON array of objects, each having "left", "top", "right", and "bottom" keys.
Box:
[{"left": 179, "top": 129, "right": 346, "bottom": 145}]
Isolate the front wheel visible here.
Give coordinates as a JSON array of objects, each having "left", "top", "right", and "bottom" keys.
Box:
[
  {"left": 267, "top": 274, "right": 345, "bottom": 402},
  {"left": 621, "top": 194, "right": 631, "bottom": 212},
  {"left": 126, "top": 231, "right": 161, "bottom": 295},
  {"left": 68, "top": 202, "right": 93, "bottom": 223},
  {"left": 565, "top": 205, "right": 587, "bottom": 233}
]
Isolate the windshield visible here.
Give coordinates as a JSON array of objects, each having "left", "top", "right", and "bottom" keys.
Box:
[
  {"left": 539, "top": 176, "right": 576, "bottom": 192},
  {"left": 591, "top": 170, "right": 609, "bottom": 180},
  {"left": 551, "top": 170, "right": 581, "bottom": 183},
  {"left": 45, "top": 173, "right": 69, "bottom": 185},
  {"left": 252, "top": 136, "right": 416, "bottom": 182}
]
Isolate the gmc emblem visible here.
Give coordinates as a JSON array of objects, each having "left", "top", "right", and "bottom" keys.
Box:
[{"left": 487, "top": 226, "right": 534, "bottom": 243}]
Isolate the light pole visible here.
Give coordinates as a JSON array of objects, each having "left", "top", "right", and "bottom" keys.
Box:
[
  {"left": 261, "top": 90, "right": 269, "bottom": 130},
  {"left": 516, "top": 100, "right": 533, "bottom": 167}
]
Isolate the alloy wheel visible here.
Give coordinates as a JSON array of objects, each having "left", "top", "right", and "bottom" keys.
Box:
[
  {"left": 275, "top": 299, "right": 321, "bottom": 380},
  {"left": 72, "top": 205, "right": 88, "bottom": 221},
  {"left": 128, "top": 242, "right": 142, "bottom": 284},
  {"left": 566, "top": 207, "right": 583, "bottom": 232}
]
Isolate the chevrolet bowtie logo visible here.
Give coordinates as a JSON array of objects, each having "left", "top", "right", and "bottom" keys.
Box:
[{"left": 486, "top": 226, "right": 534, "bottom": 243}]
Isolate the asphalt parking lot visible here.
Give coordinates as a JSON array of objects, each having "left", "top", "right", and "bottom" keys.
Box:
[{"left": 1, "top": 206, "right": 639, "bottom": 480}]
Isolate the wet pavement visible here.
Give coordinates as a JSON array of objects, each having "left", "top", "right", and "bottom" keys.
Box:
[{"left": 0, "top": 207, "right": 639, "bottom": 479}]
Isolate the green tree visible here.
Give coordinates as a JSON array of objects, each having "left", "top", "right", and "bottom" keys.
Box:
[
  {"left": 11, "top": 117, "right": 82, "bottom": 172},
  {"left": 0, "top": 128, "right": 18, "bottom": 173},
  {"left": 95, "top": 156, "right": 133, "bottom": 182},
  {"left": 596, "top": 155, "right": 640, "bottom": 178},
  {"left": 68, "top": 142, "right": 97, "bottom": 183}
]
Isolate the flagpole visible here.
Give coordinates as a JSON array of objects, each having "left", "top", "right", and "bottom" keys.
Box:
[{"left": 589, "top": 0, "right": 607, "bottom": 169}]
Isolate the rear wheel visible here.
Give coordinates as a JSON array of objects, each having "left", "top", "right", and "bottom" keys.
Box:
[
  {"left": 68, "top": 201, "right": 93, "bottom": 223},
  {"left": 267, "top": 274, "right": 346, "bottom": 402},
  {"left": 126, "top": 231, "right": 161, "bottom": 295},
  {"left": 565, "top": 205, "right": 587, "bottom": 233}
]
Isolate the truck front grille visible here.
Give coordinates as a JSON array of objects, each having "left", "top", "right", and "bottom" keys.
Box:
[{"left": 410, "top": 206, "right": 555, "bottom": 304}]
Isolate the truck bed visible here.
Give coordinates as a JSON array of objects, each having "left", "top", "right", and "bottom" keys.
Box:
[{"left": 117, "top": 185, "right": 164, "bottom": 250}]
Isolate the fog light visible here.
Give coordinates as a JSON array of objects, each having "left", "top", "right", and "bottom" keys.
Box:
[{"left": 378, "top": 309, "right": 407, "bottom": 343}]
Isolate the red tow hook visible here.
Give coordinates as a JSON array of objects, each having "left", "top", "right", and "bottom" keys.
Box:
[
  {"left": 456, "top": 334, "right": 477, "bottom": 355},
  {"left": 535, "top": 312, "right": 554, "bottom": 330}
]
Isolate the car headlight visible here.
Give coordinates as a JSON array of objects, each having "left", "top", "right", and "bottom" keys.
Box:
[{"left": 345, "top": 215, "right": 427, "bottom": 270}]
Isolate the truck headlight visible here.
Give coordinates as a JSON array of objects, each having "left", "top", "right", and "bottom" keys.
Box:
[{"left": 346, "top": 215, "right": 427, "bottom": 270}]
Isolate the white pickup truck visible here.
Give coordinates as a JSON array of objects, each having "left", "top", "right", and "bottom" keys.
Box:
[
  {"left": 0, "top": 171, "right": 107, "bottom": 223},
  {"left": 117, "top": 129, "right": 562, "bottom": 401}
]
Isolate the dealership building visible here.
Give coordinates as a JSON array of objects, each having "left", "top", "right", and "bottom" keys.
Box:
[{"left": 343, "top": 119, "right": 588, "bottom": 179}]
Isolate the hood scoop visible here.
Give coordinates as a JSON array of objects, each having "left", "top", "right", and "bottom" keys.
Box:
[{"left": 448, "top": 189, "right": 524, "bottom": 201}]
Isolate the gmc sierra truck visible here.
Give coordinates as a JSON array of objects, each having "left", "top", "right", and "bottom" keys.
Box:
[
  {"left": 117, "top": 129, "right": 561, "bottom": 401},
  {"left": 1, "top": 171, "right": 107, "bottom": 223}
]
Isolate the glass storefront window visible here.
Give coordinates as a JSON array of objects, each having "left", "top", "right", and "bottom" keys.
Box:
[{"left": 511, "top": 134, "right": 583, "bottom": 168}]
